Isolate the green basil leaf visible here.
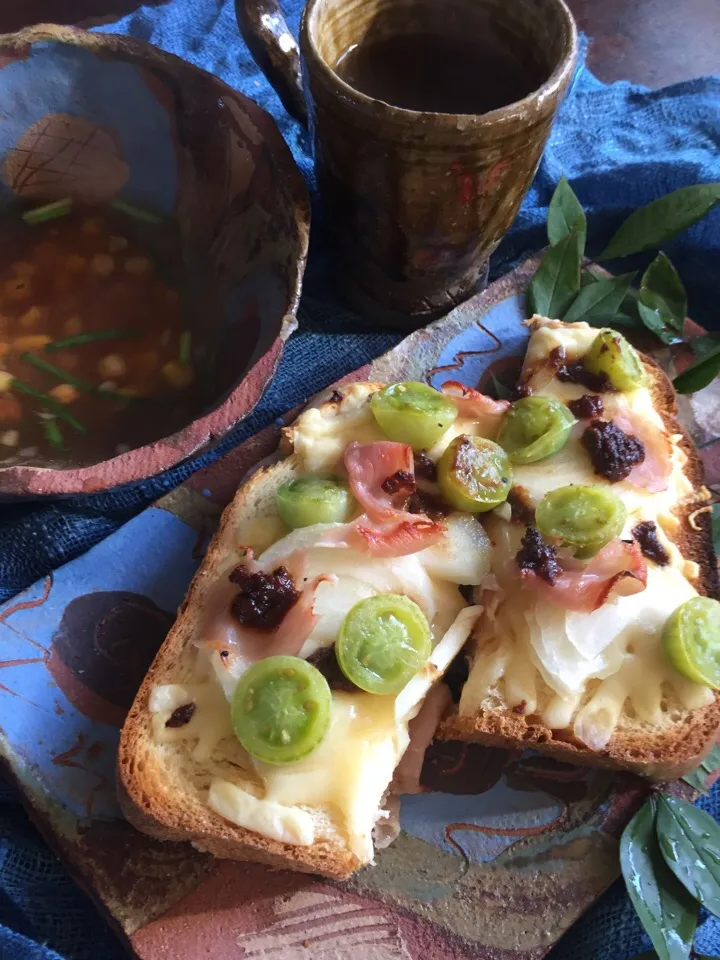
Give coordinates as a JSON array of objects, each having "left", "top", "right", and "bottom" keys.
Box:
[
  {"left": 682, "top": 743, "right": 720, "bottom": 794},
  {"left": 563, "top": 271, "right": 636, "bottom": 324},
  {"left": 641, "top": 253, "right": 687, "bottom": 328},
  {"left": 620, "top": 798, "right": 698, "bottom": 960},
  {"left": 581, "top": 268, "right": 598, "bottom": 286},
  {"left": 638, "top": 294, "right": 686, "bottom": 345},
  {"left": 527, "top": 229, "right": 582, "bottom": 319},
  {"left": 673, "top": 344, "right": 720, "bottom": 394},
  {"left": 621, "top": 288, "right": 642, "bottom": 321},
  {"left": 548, "top": 176, "right": 587, "bottom": 252},
  {"left": 598, "top": 183, "right": 720, "bottom": 261},
  {"left": 657, "top": 795, "right": 720, "bottom": 919},
  {"left": 712, "top": 503, "right": 720, "bottom": 557},
  {"left": 585, "top": 312, "right": 642, "bottom": 330},
  {"left": 689, "top": 332, "right": 720, "bottom": 360}
]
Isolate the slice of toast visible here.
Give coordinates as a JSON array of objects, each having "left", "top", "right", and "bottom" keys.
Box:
[
  {"left": 117, "top": 382, "right": 478, "bottom": 880},
  {"left": 438, "top": 352, "right": 720, "bottom": 781},
  {"left": 118, "top": 456, "right": 368, "bottom": 879}
]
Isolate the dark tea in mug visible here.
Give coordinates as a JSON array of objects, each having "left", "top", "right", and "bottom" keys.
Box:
[{"left": 335, "top": 31, "right": 549, "bottom": 115}]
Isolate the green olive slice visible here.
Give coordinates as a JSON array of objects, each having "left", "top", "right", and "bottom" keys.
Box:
[
  {"left": 662, "top": 597, "right": 720, "bottom": 688},
  {"left": 437, "top": 434, "right": 513, "bottom": 513},
  {"left": 336, "top": 594, "right": 432, "bottom": 695},
  {"left": 231, "top": 656, "right": 332, "bottom": 764},
  {"left": 370, "top": 382, "right": 457, "bottom": 450},
  {"left": 497, "top": 396, "right": 575, "bottom": 464},
  {"left": 276, "top": 474, "right": 353, "bottom": 529},
  {"left": 584, "top": 329, "right": 645, "bottom": 391},
  {"left": 535, "top": 484, "right": 627, "bottom": 557}
]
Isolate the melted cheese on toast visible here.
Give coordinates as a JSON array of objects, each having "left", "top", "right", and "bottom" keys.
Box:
[
  {"left": 458, "top": 319, "right": 713, "bottom": 748},
  {"left": 148, "top": 320, "right": 712, "bottom": 858}
]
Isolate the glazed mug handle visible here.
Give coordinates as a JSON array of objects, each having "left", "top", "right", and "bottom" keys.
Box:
[{"left": 235, "top": 0, "right": 308, "bottom": 124}]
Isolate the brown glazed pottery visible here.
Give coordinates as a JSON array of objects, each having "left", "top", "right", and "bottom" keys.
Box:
[
  {"left": 237, "top": 0, "right": 577, "bottom": 326},
  {"left": 0, "top": 24, "right": 309, "bottom": 497}
]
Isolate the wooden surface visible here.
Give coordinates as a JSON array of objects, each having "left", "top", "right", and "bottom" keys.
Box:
[{"left": 0, "top": 0, "right": 718, "bottom": 87}]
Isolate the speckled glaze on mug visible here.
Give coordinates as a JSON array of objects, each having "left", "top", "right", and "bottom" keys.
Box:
[{"left": 237, "top": 0, "right": 577, "bottom": 326}]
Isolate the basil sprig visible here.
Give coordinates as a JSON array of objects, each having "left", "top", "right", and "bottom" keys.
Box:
[
  {"left": 621, "top": 799, "right": 698, "bottom": 960},
  {"left": 547, "top": 174, "right": 587, "bottom": 250},
  {"left": 598, "top": 184, "right": 720, "bottom": 261},
  {"left": 657, "top": 796, "right": 720, "bottom": 918},
  {"left": 563, "top": 271, "right": 636, "bottom": 325},
  {"left": 528, "top": 178, "right": 720, "bottom": 394},
  {"left": 526, "top": 228, "right": 582, "bottom": 318},
  {"left": 621, "top": 786, "right": 720, "bottom": 959}
]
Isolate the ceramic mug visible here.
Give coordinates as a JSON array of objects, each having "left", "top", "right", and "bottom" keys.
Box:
[{"left": 237, "top": 0, "right": 578, "bottom": 326}]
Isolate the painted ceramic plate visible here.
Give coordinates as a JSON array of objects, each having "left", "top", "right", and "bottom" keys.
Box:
[{"left": 1, "top": 256, "right": 718, "bottom": 958}]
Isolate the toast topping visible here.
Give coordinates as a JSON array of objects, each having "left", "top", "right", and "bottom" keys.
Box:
[
  {"left": 412, "top": 450, "right": 437, "bottom": 482},
  {"left": 535, "top": 484, "right": 627, "bottom": 558},
  {"left": 497, "top": 396, "right": 575, "bottom": 465},
  {"left": 437, "top": 435, "right": 513, "bottom": 513},
  {"left": 370, "top": 381, "right": 458, "bottom": 448},
  {"left": 457, "top": 318, "right": 713, "bottom": 752},
  {"left": 556, "top": 360, "right": 612, "bottom": 393},
  {"left": 568, "top": 393, "right": 604, "bottom": 419},
  {"left": 208, "top": 780, "right": 315, "bottom": 847},
  {"left": 381, "top": 469, "right": 415, "bottom": 496},
  {"left": 345, "top": 440, "right": 417, "bottom": 523},
  {"left": 507, "top": 485, "right": 536, "bottom": 525},
  {"left": 633, "top": 520, "right": 671, "bottom": 566},
  {"left": 230, "top": 656, "right": 332, "bottom": 764},
  {"left": 342, "top": 440, "right": 447, "bottom": 555},
  {"left": 583, "top": 328, "right": 646, "bottom": 391},
  {"left": 165, "top": 702, "right": 196, "bottom": 728},
  {"left": 518, "top": 537, "right": 647, "bottom": 613},
  {"left": 515, "top": 526, "right": 560, "bottom": 584},
  {"left": 276, "top": 474, "right": 353, "bottom": 528},
  {"left": 195, "top": 553, "right": 333, "bottom": 680},
  {"left": 229, "top": 563, "right": 298, "bottom": 629},
  {"left": 609, "top": 407, "right": 673, "bottom": 492},
  {"left": 306, "top": 645, "right": 357, "bottom": 692},
  {"left": 582, "top": 418, "right": 646, "bottom": 483},
  {"left": 405, "top": 489, "right": 451, "bottom": 521},
  {"left": 439, "top": 381, "right": 510, "bottom": 424}
]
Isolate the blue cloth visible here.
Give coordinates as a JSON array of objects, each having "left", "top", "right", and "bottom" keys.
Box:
[{"left": 1, "top": 1, "right": 720, "bottom": 957}]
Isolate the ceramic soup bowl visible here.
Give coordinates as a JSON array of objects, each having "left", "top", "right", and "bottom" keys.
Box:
[{"left": 0, "top": 24, "right": 309, "bottom": 496}]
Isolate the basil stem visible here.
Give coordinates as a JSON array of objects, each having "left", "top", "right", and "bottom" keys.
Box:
[
  {"left": 22, "top": 198, "right": 73, "bottom": 225},
  {"left": 45, "top": 328, "right": 139, "bottom": 352},
  {"left": 11, "top": 379, "right": 87, "bottom": 433}
]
